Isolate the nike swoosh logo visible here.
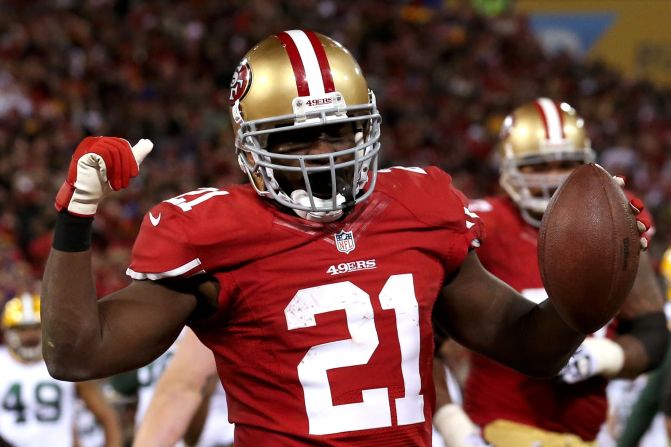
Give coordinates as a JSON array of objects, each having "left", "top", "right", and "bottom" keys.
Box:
[{"left": 149, "top": 212, "right": 161, "bottom": 226}]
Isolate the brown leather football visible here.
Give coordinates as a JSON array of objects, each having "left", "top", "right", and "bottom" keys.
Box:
[{"left": 538, "top": 163, "right": 640, "bottom": 333}]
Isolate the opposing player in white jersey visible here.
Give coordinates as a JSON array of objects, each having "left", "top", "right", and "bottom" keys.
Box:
[
  {"left": 111, "top": 328, "right": 234, "bottom": 445},
  {"left": 0, "top": 293, "right": 122, "bottom": 447},
  {"left": 135, "top": 329, "right": 186, "bottom": 426}
]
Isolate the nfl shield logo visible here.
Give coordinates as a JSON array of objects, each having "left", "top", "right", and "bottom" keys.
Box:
[{"left": 334, "top": 230, "right": 356, "bottom": 254}]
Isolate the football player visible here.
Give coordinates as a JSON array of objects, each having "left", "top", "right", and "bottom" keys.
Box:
[
  {"left": 41, "top": 32, "right": 648, "bottom": 446},
  {"left": 132, "top": 328, "right": 234, "bottom": 446},
  {"left": 609, "top": 245, "right": 671, "bottom": 447},
  {"left": 108, "top": 329, "right": 186, "bottom": 435},
  {"left": 432, "top": 98, "right": 667, "bottom": 447},
  {"left": 0, "top": 293, "right": 122, "bottom": 447}
]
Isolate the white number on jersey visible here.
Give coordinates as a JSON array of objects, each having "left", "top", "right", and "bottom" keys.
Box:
[
  {"left": 284, "top": 274, "right": 424, "bottom": 435},
  {"left": 378, "top": 166, "right": 427, "bottom": 174},
  {"left": 164, "top": 187, "right": 229, "bottom": 211},
  {"left": 2, "top": 382, "right": 63, "bottom": 423},
  {"left": 520, "top": 287, "right": 548, "bottom": 305}
]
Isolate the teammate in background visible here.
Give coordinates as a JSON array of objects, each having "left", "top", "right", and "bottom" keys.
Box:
[
  {"left": 41, "top": 32, "right": 648, "bottom": 446},
  {"left": 610, "top": 245, "right": 671, "bottom": 447},
  {"left": 432, "top": 98, "right": 667, "bottom": 447},
  {"left": 133, "top": 329, "right": 234, "bottom": 446},
  {"left": 0, "top": 293, "right": 123, "bottom": 447}
]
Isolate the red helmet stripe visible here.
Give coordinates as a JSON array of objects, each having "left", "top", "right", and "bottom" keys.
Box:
[
  {"left": 554, "top": 101, "right": 566, "bottom": 138},
  {"left": 304, "top": 31, "right": 335, "bottom": 93},
  {"left": 534, "top": 98, "right": 565, "bottom": 142},
  {"left": 533, "top": 100, "right": 550, "bottom": 140},
  {"left": 277, "top": 31, "right": 311, "bottom": 96}
]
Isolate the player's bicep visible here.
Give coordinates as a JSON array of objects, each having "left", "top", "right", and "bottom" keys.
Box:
[{"left": 95, "top": 280, "right": 199, "bottom": 373}]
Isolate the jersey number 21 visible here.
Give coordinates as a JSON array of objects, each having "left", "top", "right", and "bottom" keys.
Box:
[{"left": 285, "top": 274, "right": 424, "bottom": 435}]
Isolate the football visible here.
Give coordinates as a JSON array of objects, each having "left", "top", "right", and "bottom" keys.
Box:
[{"left": 538, "top": 163, "right": 640, "bottom": 333}]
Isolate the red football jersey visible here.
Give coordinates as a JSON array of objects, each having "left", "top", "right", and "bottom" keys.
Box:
[
  {"left": 463, "top": 194, "right": 652, "bottom": 441},
  {"left": 128, "top": 166, "right": 482, "bottom": 446}
]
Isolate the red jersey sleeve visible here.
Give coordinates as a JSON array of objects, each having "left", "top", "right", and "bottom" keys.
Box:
[
  {"left": 127, "top": 202, "right": 202, "bottom": 280},
  {"left": 425, "top": 166, "right": 484, "bottom": 269},
  {"left": 378, "top": 166, "right": 484, "bottom": 272}
]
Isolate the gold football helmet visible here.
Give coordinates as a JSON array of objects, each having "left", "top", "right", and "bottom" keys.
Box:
[
  {"left": 2, "top": 293, "right": 42, "bottom": 362},
  {"left": 229, "top": 30, "right": 381, "bottom": 222},
  {"left": 661, "top": 246, "right": 671, "bottom": 301},
  {"left": 498, "top": 98, "right": 595, "bottom": 226}
]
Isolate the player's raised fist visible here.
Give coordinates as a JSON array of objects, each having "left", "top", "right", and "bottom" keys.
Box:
[{"left": 55, "top": 137, "right": 153, "bottom": 217}]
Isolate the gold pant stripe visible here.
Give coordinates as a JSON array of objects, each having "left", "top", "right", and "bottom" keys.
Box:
[{"left": 483, "top": 419, "right": 597, "bottom": 447}]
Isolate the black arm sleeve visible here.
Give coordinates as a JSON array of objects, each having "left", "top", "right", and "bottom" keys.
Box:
[
  {"left": 617, "top": 311, "right": 669, "bottom": 370},
  {"left": 662, "top": 344, "right": 671, "bottom": 417}
]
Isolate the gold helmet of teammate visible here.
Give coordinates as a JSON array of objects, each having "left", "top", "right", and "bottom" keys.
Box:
[
  {"left": 498, "top": 98, "right": 595, "bottom": 226},
  {"left": 229, "top": 30, "right": 381, "bottom": 222},
  {"left": 2, "top": 293, "right": 42, "bottom": 362}
]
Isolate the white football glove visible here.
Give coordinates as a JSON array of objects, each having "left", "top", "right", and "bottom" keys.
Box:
[
  {"left": 559, "top": 337, "right": 625, "bottom": 384},
  {"left": 434, "top": 403, "right": 489, "bottom": 447},
  {"left": 55, "top": 137, "right": 153, "bottom": 216}
]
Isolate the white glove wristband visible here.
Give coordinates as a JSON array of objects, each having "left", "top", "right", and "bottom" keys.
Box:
[
  {"left": 560, "top": 336, "right": 625, "bottom": 383},
  {"left": 583, "top": 336, "right": 625, "bottom": 377},
  {"left": 434, "top": 403, "right": 482, "bottom": 447}
]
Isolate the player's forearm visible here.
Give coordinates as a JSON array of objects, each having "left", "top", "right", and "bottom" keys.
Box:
[
  {"left": 438, "top": 253, "right": 585, "bottom": 378},
  {"left": 502, "top": 298, "right": 585, "bottom": 377},
  {"left": 474, "top": 291, "right": 584, "bottom": 377},
  {"left": 77, "top": 381, "right": 124, "bottom": 447},
  {"left": 42, "top": 248, "right": 104, "bottom": 380},
  {"left": 133, "top": 387, "right": 203, "bottom": 446},
  {"left": 101, "top": 415, "right": 123, "bottom": 447},
  {"left": 441, "top": 296, "right": 583, "bottom": 378},
  {"left": 95, "top": 405, "right": 123, "bottom": 447}
]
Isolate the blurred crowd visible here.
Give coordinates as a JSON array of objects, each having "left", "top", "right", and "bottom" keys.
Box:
[{"left": 1, "top": 0, "right": 670, "bottom": 331}]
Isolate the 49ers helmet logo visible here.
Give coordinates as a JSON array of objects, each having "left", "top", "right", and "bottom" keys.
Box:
[{"left": 229, "top": 60, "right": 251, "bottom": 105}]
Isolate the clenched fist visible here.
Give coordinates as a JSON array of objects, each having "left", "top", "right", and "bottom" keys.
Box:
[{"left": 55, "top": 137, "right": 153, "bottom": 217}]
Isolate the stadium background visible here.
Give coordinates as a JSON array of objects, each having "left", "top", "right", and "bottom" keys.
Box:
[{"left": 0, "top": 0, "right": 670, "bottom": 443}]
